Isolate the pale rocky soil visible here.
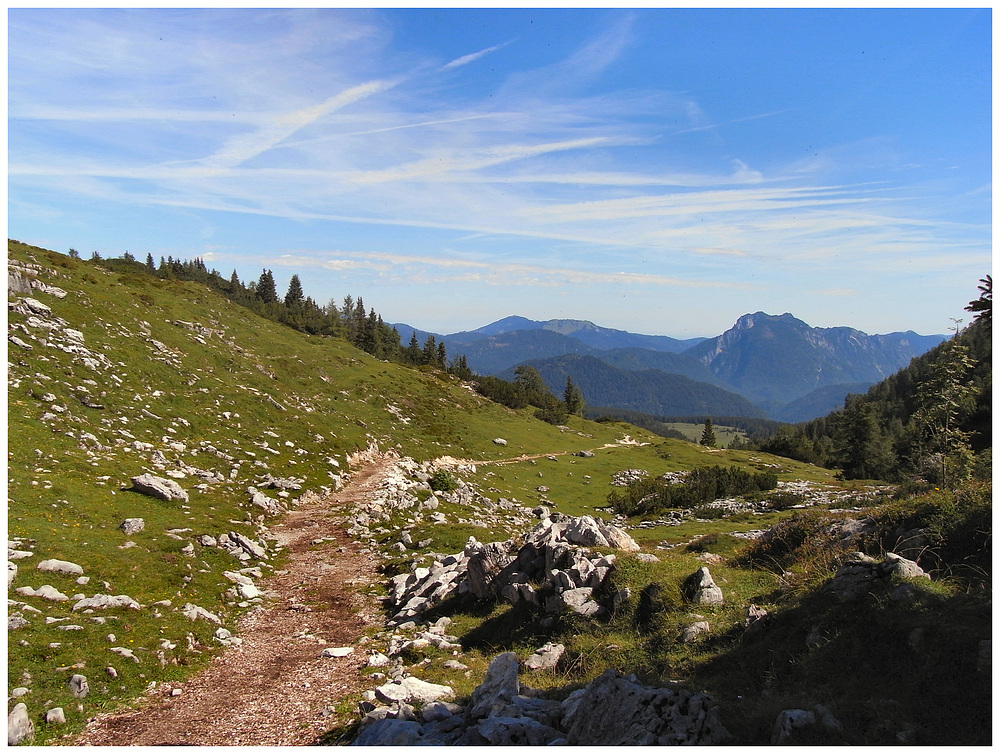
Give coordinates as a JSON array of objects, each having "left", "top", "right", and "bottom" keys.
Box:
[{"left": 72, "top": 460, "right": 396, "bottom": 746}]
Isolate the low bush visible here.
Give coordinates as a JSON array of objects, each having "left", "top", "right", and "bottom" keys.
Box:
[
  {"left": 429, "top": 469, "right": 458, "bottom": 492},
  {"left": 862, "top": 480, "right": 992, "bottom": 583},
  {"left": 608, "top": 465, "right": 778, "bottom": 517}
]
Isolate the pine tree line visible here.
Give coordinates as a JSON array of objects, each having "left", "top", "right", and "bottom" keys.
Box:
[{"left": 90, "top": 250, "right": 586, "bottom": 423}]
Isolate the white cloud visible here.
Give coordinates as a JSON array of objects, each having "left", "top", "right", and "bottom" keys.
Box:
[
  {"left": 443, "top": 43, "right": 507, "bottom": 69},
  {"left": 200, "top": 79, "right": 398, "bottom": 170},
  {"left": 264, "top": 249, "right": 759, "bottom": 291}
]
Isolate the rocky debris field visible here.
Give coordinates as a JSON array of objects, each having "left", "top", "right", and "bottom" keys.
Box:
[{"left": 352, "top": 651, "right": 730, "bottom": 745}]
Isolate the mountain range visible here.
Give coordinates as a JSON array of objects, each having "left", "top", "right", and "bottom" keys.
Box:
[{"left": 394, "top": 313, "right": 945, "bottom": 423}]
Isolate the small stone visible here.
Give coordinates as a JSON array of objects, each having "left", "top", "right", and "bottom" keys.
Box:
[
  {"left": 321, "top": 647, "right": 354, "bottom": 658},
  {"left": 118, "top": 518, "right": 145, "bottom": 535},
  {"left": 524, "top": 642, "right": 565, "bottom": 672},
  {"left": 67, "top": 674, "right": 89, "bottom": 698},
  {"left": 45, "top": 708, "right": 66, "bottom": 725}
]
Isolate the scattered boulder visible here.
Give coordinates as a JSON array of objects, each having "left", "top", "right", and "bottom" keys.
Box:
[
  {"left": 109, "top": 647, "right": 140, "bottom": 663},
  {"left": 468, "top": 652, "right": 521, "bottom": 720},
  {"left": 181, "top": 603, "right": 222, "bottom": 624},
  {"left": 562, "top": 669, "right": 730, "bottom": 745},
  {"left": 771, "top": 704, "right": 844, "bottom": 744},
  {"left": 493, "top": 438, "right": 508, "bottom": 446},
  {"left": 744, "top": 604, "right": 770, "bottom": 636},
  {"left": 36, "top": 559, "right": 84, "bottom": 576},
  {"left": 130, "top": 474, "right": 189, "bottom": 503},
  {"left": 7, "top": 703, "right": 33, "bottom": 745},
  {"left": 352, "top": 719, "right": 434, "bottom": 746},
  {"left": 67, "top": 674, "right": 89, "bottom": 698},
  {"left": 321, "top": 647, "right": 354, "bottom": 658},
  {"left": 72, "top": 594, "right": 140, "bottom": 611},
  {"left": 118, "top": 518, "right": 145, "bottom": 535},
  {"left": 18, "top": 584, "right": 69, "bottom": 602},
  {"left": 680, "top": 618, "right": 711, "bottom": 643},
  {"left": 826, "top": 552, "right": 930, "bottom": 601},
  {"left": 476, "top": 715, "right": 563, "bottom": 746},
  {"left": 45, "top": 708, "right": 66, "bottom": 725},
  {"left": 374, "top": 677, "right": 454, "bottom": 706},
  {"left": 685, "top": 566, "right": 724, "bottom": 606},
  {"left": 524, "top": 642, "right": 565, "bottom": 672}
]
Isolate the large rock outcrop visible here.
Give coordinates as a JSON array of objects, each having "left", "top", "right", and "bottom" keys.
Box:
[
  {"left": 386, "top": 512, "right": 640, "bottom": 624},
  {"left": 351, "top": 651, "right": 730, "bottom": 746}
]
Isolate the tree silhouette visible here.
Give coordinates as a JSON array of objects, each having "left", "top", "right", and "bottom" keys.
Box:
[{"left": 700, "top": 418, "right": 717, "bottom": 448}]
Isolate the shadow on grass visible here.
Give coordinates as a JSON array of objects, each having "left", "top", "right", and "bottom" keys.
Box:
[{"left": 691, "top": 583, "right": 992, "bottom": 745}]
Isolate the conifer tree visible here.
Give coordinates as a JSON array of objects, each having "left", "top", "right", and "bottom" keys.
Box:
[
  {"left": 700, "top": 418, "right": 717, "bottom": 448},
  {"left": 406, "top": 331, "right": 421, "bottom": 364},
  {"left": 256, "top": 269, "right": 278, "bottom": 304},
  {"left": 422, "top": 335, "right": 438, "bottom": 365},
  {"left": 146, "top": 253, "right": 156, "bottom": 272},
  {"left": 564, "top": 376, "right": 584, "bottom": 416},
  {"left": 284, "top": 274, "right": 304, "bottom": 307}
]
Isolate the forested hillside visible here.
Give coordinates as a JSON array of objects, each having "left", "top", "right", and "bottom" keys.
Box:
[
  {"left": 754, "top": 278, "right": 992, "bottom": 484},
  {"left": 499, "top": 354, "right": 767, "bottom": 419}
]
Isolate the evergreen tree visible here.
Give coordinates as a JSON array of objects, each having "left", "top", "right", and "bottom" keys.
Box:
[
  {"left": 965, "top": 275, "right": 992, "bottom": 331},
  {"left": 514, "top": 365, "right": 553, "bottom": 408},
  {"left": 68, "top": 248, "right": 79, "bottom": 259},
  {"left": 436, "top": 341, "right": 448, "bottom": 368},
  {"left": 422, "top": 335, "right": 438, "bottom": 366},
  {"left": 406, "top": 331, "right": 421, "bottom": 364},
  {"left": 700, "top": 418, "right": 717, "bottom": 448},
  {"left": 284, "top": 274, "right": 304, "bottom": 307},
  {"left": 833, "top": 397, "right": 896, "bottom": 480},
  {"left": 146, "top": 253, "right": 156, "bottom": 272},
  {"left": 123, "top": 251, "right": 135, "bottom": 262},
  {"left": 564, "top": 376, "right": 584, "bottom": 416},
  {"left": 449, "top": 354, "right": 473, "bottom": 381},
  {"left": 912, "top": 341, "right": 977, "bottom": 485},
  {"left": 256, "top": 269, "right": 278, "bottom": 304}
]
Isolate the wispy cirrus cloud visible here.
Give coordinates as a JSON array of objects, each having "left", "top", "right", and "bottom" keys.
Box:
[
  {"left": 8, "top": 8, "right": 990, "bottom": 337},
  {"left": 444, "top": 43, "right": 508, "bottom": 69},
  {"left": 268, "top": 249, "right": 760, "bottom": 290},
  {"left": 200, "top": 79, "right": 399, "bottom": 170}
]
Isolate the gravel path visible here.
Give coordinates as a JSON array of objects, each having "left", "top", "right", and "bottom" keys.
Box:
[{"left": 73, "top": 460, "right": 393, "bottom": 746}]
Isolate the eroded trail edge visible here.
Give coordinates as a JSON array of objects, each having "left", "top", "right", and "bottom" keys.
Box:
[{"left": 73, "top": 458, "right": 396, "bottom": 746}]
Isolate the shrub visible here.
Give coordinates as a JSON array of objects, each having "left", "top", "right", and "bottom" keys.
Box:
[
  {"left": 608, "top": 465, "right": 779, "bottom": 517},
  {"left": 862, "top": 480, "right": 991, "bottom": 582},
  {"left": 429, "top": 469, "right": 458, "bottom": 492},
  {"left": 736, "top": 510, "right": 843, "bottom": 576}
]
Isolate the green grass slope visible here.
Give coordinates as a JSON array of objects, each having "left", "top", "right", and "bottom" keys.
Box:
[{"left": 6, "top": 240, "right": 646, "bottom": 742}]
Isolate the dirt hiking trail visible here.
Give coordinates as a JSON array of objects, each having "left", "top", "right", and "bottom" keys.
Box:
[{"left": 73, "top": 459, "right": 395, "bottom": 746}]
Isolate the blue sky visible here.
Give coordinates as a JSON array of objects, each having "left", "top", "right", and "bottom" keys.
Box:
[{"left": 8, "top": 8, "right": 991, "bottom": 337}]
